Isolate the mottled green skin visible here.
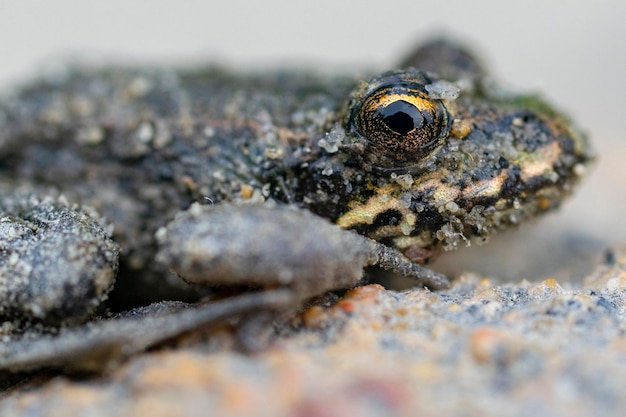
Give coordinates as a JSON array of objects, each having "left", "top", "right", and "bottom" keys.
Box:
[{"left": 0, "top": 40, "right": 592, "bottom": 307}]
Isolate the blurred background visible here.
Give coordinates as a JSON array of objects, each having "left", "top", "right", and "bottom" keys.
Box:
[{"left": 0, "top": 0, "right": 623, "bottom": 282}]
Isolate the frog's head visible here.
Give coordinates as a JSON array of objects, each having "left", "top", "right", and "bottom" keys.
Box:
[{"left": 318, "top": 59, "right": 593, "bottom": 263}]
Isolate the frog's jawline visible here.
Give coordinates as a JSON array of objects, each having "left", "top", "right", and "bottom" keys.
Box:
[{"left": 300, "top": 96, "right": 590, "bottom": 256}]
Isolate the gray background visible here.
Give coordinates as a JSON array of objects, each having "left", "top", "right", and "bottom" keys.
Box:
[
  {"left": 1, "top": 0, "right": 623, "bottom": 142},
  {"left": 0, "top": 0, "right": 624, "bottom": 281}
]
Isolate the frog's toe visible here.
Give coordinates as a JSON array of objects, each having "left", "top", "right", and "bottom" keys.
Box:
[
  {"left": 156, "top": 203, "right": 372, "bottom": 303},
  {"left": 0, "top": 196, "right": 119, "bottom": 324}
]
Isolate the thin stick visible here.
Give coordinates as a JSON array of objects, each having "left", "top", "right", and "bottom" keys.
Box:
[{"left": 368, "top": 241, "right": 450, "bottom": 290}]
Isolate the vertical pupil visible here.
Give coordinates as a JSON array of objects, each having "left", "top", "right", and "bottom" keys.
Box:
[{"left": 376, "top": 100, "right": 424, "bottom": 135}]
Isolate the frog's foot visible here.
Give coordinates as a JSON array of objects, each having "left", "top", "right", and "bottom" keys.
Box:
[
  {"left": 366, "top": 241, "right": 450, "bottom": 290},
  {"left": 156, "top": 203, "right": 450, "bottom": 306},
  {"left": 0, "top": 194, "right": 119, "bottom": 325}
]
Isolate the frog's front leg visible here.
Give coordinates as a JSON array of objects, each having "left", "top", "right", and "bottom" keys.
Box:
[{"left": 156, "top": 203, "right": 450, "bottom": 309}]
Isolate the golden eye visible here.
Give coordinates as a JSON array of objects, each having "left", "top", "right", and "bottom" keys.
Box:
[{"left": 348, "top": 71, "right": 452, "bottom": 167}]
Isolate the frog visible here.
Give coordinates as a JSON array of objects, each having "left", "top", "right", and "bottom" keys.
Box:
[{"left": 0, "top": 38, "right": 593, "bottom": 374}]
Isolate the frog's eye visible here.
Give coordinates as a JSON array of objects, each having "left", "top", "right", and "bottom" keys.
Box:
[{"left": 349, "top": 72, "right": 452, "bottom": 166}]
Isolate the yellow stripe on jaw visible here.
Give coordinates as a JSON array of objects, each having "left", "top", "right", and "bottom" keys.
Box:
[
  {"left": 336, "top": 184, "right": 415, "bottom": 231},
  {"left": 338, "top": 141, "right": 563, "bottom": 232},
  {"left": 460, "top": 141, "right": 562, "bottom": 202},
  {"left": 461, "top": 170, "right": 508, "bottom": 201}
]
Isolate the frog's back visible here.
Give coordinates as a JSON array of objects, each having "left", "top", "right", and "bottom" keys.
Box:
[
  {"left": 0, "top": 65, "right": 352, "bottom": 195},
  {"left": 0, "top": 64, "right": 355, "bottom": 302}
]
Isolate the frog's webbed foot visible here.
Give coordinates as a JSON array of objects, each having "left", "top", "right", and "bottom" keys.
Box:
[
  {"left": 0, "top": 193, "right": 119, "bottom": 324},
  {"left": 156, "top": 203, "right": 450, "bottom": 306}
]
